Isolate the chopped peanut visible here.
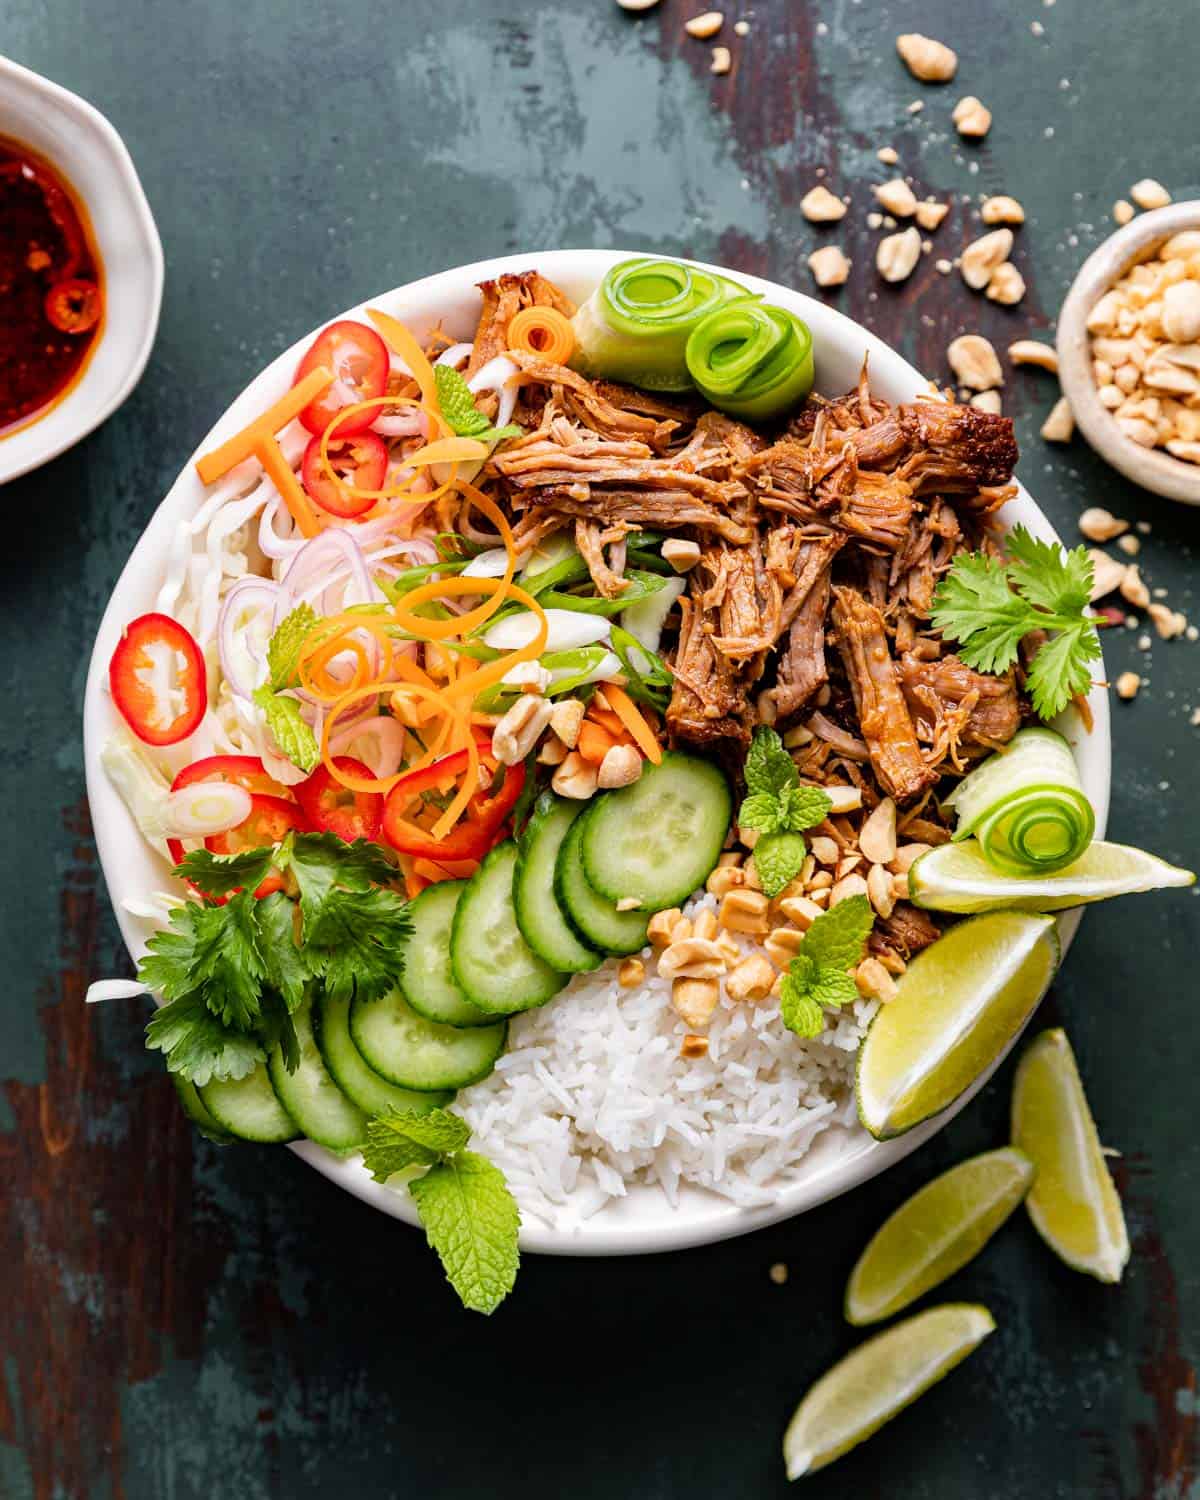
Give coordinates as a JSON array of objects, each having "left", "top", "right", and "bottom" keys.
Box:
[
  {"left": 693, "top": 907, "right": 719, "bottom": 941},
  {"left": 549, "top": 697, "right": 584, "bottom": 749},
  {"left": 809, "top": 835, "right": 840, "bottom": 866},
  {"left": 830, "top": 873, "right": 870, "bottom": 906},
  {"left": 684, "top": 10, "right": 723, "bottom": 37},
  {"left": 672, "top": 977, "right": 720, "bottom": 1030},
  {"left": 658, "top": 937, "right": 728, "bottom": 981},
  {"left": 598, "top": 743, "right": 643, "bottom": 789},
  {"left": 858, "top": 796, "right": 897, "bottom": 865},
  {"left": 552, "top": 750, "right": 599, "bottom": 799},
  {"left": 1115, "top": 671, "right": 1141, "bottom": 701},
  {"left": 874, "top": 178, "right": 918, "bottom": 218},
  {"left": 726, "top": 953, "right": 777, "bottom": 1002},
  {"left": 618, "top": 957, "right": 645, "bottom": 988},
  {"left": 706, "top": 865, "right": 744, "bottom": 899},
  {"left": 648, "top": 909, "right": 682, "bottom": 947},
  {"left": 662, "top": 537, "right": 702, "bottom": 572},
  {"left": 800, "top": 184, "right": 848, "bottom": 223},
  {"left": 1040, "top": 396, "right": 1075, "bottom": 443},
  {"left": 670, "top": 914, "right": 694, "bottom": 944},
  {"left": 680, "top": 1033, "right": 710, "bottom": 1059},
  {"left": 855, "top": 957, "right": 899, "bottom": 1003},
  {"left": 1078, "top": 507, "right": 1128, "bottom": 542},
  {"left": 890, "top": 843, "right": 932, "bottom": 874},
  {"left": 764, "top": 926, "right": 804, "bottom": 967},
  {"left": 895, "top": 32, "right": 957, "bottom": 82},
  {"left": 867, "top": 862, "right": 896, "bottom": 918},
  {"left": 982, "top": 195, "right": 1025, "bottom": 225},
  {"left": 719, "top": 889, "right": 770, "bottom": 933},
  {"left": 778, "top": 895, "right": 824, "bottom": 929},
  {"left": 824, "top": 785, "right": 863, "bottom": 813},
  {"left": 836, "top": 853, "right": 863, "bottom": 879}
]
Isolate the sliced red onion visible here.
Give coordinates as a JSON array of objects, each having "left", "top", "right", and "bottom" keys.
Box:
[
  {"left": 435, "top": 342, "right": 474, "bottom": 369},
  {"left": 283, "top": 529, "right": 373, "bottom": 610},
  {"left": 259, "top": 495, "right": 309, "bottom": 560},
  {"left": 218, "top": 578, "right": 286, "bottom": 699},
  {"left": 468, "top": 355, "right": 521, "bottom": 429},
  {"left": 329, "top": 714, "right": 407, "bottom": 778},
  {"left": 163, "top": 782, "right": 253, "bottom": 837},
  {"left": 372, "top": 408, "right": 427, "bottom": 438}
]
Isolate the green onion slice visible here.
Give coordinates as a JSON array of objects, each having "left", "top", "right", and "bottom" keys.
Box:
[
  {"left": 944, "top": 728, "right": 1095, "bottom": 877},
  {"left": 571, "top": 258, "right": 746, "bottom": 390},
  {"left": 684, "top": 299, "right": 814, "bottom": 422}
]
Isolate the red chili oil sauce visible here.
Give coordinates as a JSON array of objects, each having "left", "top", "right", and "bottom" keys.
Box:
[{"left": 0, "top": 135, "right": 103, "bottom": 435}]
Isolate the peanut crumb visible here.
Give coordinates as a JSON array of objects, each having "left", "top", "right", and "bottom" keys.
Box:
[
  {"left": 769, "top": 1262, "right": 789, "bottom": 1285},
  {"left": 1115, "top": 671, "right": 1141, "bottom": 700}
]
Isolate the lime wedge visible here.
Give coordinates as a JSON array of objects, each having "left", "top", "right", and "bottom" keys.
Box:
[
  {"left": 845, "top": 1148, "right": 1035, "bottom": 1325},
  {"left": 1011, "top": 1028, "right": 1129, "bottom": 1283},
  {"left": 782, "top": 1303, "right": 995, "bottom": 1480},
  {"left": 856, "top": 911, "right": 1059, "bottom": 1140},
  {"left": 910, "top": 839, "right": 1195, "bottom": 914}
]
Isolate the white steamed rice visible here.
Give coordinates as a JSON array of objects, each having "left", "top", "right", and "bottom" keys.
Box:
[{"left": 456, "top": 891, "right": 877, "bottom": 1226}]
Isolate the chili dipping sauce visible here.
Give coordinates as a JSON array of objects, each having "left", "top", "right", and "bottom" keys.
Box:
[{"left": 0, "top": 135, "right": 103, "bottom": 434}]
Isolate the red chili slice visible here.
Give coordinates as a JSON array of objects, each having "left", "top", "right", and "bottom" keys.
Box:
[
  {"left": 382, "top": 754, "right": 525, "bottom": 862},
  {"left": 294, "top": 319, "right": 390, "bottom": 438},
  {"left": 205, "top": 792, "right": 309, "bottom": 899},
  {"left": 301, "top": 431, "right": 388, "bottom": 519},
  {"left": 295, "top": 756, "right": 383, "bottom": 843},
  {"left": 44, "top": 277, "right": 101, "bottom": 334},
  {"left": 109, "top": 613, "right": 207, "bottom": 747}
]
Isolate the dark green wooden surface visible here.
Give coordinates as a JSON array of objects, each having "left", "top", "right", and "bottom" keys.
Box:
[{"left": 2, "top": 3, "right": 1198, "bottom": 1495}]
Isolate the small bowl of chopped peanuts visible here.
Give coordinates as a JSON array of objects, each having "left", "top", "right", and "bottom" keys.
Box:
[{"left": 1057, "top": 202, "right": 1200, "bottom": 505}]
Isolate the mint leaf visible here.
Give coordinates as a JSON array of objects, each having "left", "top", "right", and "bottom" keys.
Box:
[
  {"left": 780, "top": 959, "right": 825, "bottom": 1038},
  {"left": 434, "top": 365, "right": 523, "bottom": 446},
  {"left": 806, "top": 966, "right": 861, "bottom": 1011},
  {"left": 738, "top": 790, "right": 783, "bottom": 834},
  {"left": 267, "top": 603, "right": 319, "bottom": 691},
  {"left": 174, "top": 846, "right": 275, "bottom": 898},
  {"left": 1006, "top": 526, "right": 1094, "bottom": 616},
  {"left": 146, "top": 992, "right": 264, "bottom": 1086},
  {"left": 753, "top": 831, "right": 808, "bottom": 899},
  {"left": 778, "top": 784, "right": 832, "bottom": 833},
  {"left": 1025, "top": 622, "right": 1102, "bottom": 719},
  {"left": 255, "top": 893, "right": 310, "bottom": 1011},
  {"left": 800, "top": 895, "right": 874, "bottom": 972},
  {"left": 409, "top": 1151, "right": 521, "bottom": 1315},
  {"left": 363, "top": 1107, "right": 471, "bottom": 1182},
  {"left": 253, "top": 687, "right": 320, "bottom": 774},
  {"left": 744, "top": 725, "right": 799, "bottom": 798}
]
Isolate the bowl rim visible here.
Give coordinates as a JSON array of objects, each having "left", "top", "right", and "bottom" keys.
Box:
[
  {"left": 1057, "top": 200, "right": 1200, "bottom": 507},
  {"left": 0, "top": 55, "right": 164, "bottom": 483},
  {"left": 83, "top": 247, "right": 1111, "bottom": 1257}
]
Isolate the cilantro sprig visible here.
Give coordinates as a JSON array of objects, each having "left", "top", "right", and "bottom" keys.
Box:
[
  {"left": 142, "top": 833, "right": 411, "bottom": 1086},
  {"left": 930, "top": 527, "right": 1103, "bottom": 720},
  {"left": 738, "top": 727, "right": 833, "bottom": 898},
  {"left": 779, "top": 895, "right": 875, "bottom": 1039},
  {"left": 364, "top": 1108, "right": 520, "bottom": 1315},
  {"left": 434, "top": 364, "right": 523, "bottom": 445}
]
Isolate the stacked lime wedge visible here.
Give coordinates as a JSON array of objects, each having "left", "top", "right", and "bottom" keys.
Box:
[
  {"left": 845, "top": 1148, "right": 1035, "bottom": 1325},
  {"left": 910, "top": 839, "right": 1194, "bottom": 915},
  {"left": 782, "top": 1304, "right": 995, "bottom": 1480},
  {"left": 856, "top": 912, "right": 1059, "bottom": 1140},
  {"left": 1011, "top": 1028, "right": 1129, "bottom": 1283}
]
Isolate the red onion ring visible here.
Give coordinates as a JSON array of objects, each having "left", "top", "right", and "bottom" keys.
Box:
[
  {"left": 218, "top": 578, "right": 288, "bottom": 698},
  {"left": 329, "top": 714, "right": 407, "bottom": 778}
]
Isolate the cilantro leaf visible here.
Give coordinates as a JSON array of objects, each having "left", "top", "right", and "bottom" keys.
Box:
[
  {"left": 930, "top": 553, "right": 1034, "bottom": 676},
  {"left": 146, "top": 992, "right": 264, "bottom": 1086},
  {"left": 258, "top": 991, "right": 301, "bottom": 1075},
  {"left": 1025, "top": 622, "right": 1102, "bottom": 719},
  {"left": 285, "top": 832, "right": 397, "bottom": 919},
  {"left": 175, "top": 846, "right": 275, "bottom": 899},
  {"left": 255, "top": 893, "right": 311, "bottom": 1011},
  {"left": 305, "top": 886, "right": 412, "bottom": 1005},
  {"left": 363, "top": 1107, "right": 472, "bottom": 1182},
  {"left": 1006, "top": 526, "right": 1094, "bottom": 616},
  {"left": 778, "top": 784, "right": 833, "bottom": 833},
  {"left": 434, "top": 365, "right": 522, "bottom": 446},
  {"left": 744, "top": 725, "right": 799, "bottom": 798},
  {"left": 139, "top": 895, "right": 266, "bottom": 1030},
  {"left": 801, "top": 895, "right": 875, "bottom": 972},
  {"left": 409, "top": 1151, "right": 521, "bottom": 1316},
  {"left": 253, "top": 688, "right": 320, "bottom": 774},
  {"left": 780, "top": 960, "right": 826, "bottom": 1038},
  {"left": 738, "top": 790, "right": 784, "bottom": 835},
  {"left": 753, "top": 831, "right": 809, "bottom": 899},
  {"left": 267, "top": 603, "right": 319, "bottom": 691}
]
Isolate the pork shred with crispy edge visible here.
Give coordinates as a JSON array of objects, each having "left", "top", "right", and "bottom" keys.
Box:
[{"left": 463, "top": 271, "right": 1027, "bottom": 965}]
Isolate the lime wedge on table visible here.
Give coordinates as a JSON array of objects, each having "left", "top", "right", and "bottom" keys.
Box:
[
  {"left": 1012, "top": 1028, "right": 1129, "bottom": 1283},
  {"left": 845, "top": 1148, "right": 1035, "bottom": 1325},
  {"left": 782, "top": 1304, "right": 995, "bottom": 1480},
  {"left": 910, "top": 839, "right": 1195, "bottom": 915},
  {"left": 856, "top": 912, "right": 1059, "bottom": 1140}
]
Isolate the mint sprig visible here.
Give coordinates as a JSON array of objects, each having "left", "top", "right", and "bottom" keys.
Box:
[
  {"left": 364, "top": 1108, "right": 520, "bottom": 1316},
  {"left": 739, "top": 727, "right": 832, "bottom": 898},
  {"left": 434, "top": 364, "right": 522, "bottom": 445},
  {"left": 252, "top": 686, "right": 320, "bottom": 773},
  {"left": 780, "top": 895, "right": 874, "bottom": 1039},
  {"left": 267, "top": 603, "right": 319, "bottom": 691}
]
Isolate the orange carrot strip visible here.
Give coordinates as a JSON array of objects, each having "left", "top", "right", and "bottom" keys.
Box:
[
  {"left": 578, "top": 721, "right": 616, "bottom": 765},
  {"left": 597, "top": 683, "right": 663, "bottom": 765},
  {"left": 367, "top": 308, "right": 439, "bottom": 408},
  {"left": 507, "top": 306, "right": 575, "bottom": 365},
  {"left": 195, "top": 364, "right": 333, "bottom": 538},
  {"left": 316, "top": 394, "right": 461, "bottom": 505}
]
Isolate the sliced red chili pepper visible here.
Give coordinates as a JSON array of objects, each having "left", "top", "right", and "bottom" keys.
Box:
[
  {"left": 44, "top": 277, "right": 101, "bottom": 334},
  {"left": 166, "top": 755, "right": 296, "bottom": 866},
  {"left": 294, "top": 319, "right": 389, "bottom": 438},
  {"left": 382, "top": 756, "right": 525, "bottom": 862},
  {"left": 109, "top": 613, "right": 207, "bottom": 748},
  {"left": 295, "top": 757, "right": 383, "bottom": 843},
  {"left": 205, "top": 792, "right": 309, "bottom": 899},
  {"left": 301, "top": 431, "right": 387, "bottom": 519}
]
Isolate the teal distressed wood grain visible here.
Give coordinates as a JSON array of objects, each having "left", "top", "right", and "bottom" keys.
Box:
[{"left": 1, "top": 1, "right": 1197, "bottom": 1495}]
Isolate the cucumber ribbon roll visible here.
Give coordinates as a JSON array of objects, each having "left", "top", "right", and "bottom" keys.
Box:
[
  {"left": 944, "top": 728, "right": 1095, "bottom": 877},
  {"left": 570, "top": 258, "right": 745, "bottom": 390},
  {"left": 684, "top": 299, "right": 814, "bottom": 422}
]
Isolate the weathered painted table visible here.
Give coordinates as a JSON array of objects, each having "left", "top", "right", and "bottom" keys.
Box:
[{"left": 2, "top": 2, "right": 1197, "bottom": 1495}]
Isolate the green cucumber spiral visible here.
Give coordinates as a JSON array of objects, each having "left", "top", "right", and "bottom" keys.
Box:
[{"left": 684, "top": 299, "right": 814, "bottom": 422}]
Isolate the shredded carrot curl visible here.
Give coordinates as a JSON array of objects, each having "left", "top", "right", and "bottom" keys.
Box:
[{"left": 506, "top": 305, "right": 575, "bottom": 364}]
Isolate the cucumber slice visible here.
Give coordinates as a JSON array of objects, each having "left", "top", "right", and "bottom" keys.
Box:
[
  {"left": 451, "top": 841, "right": 568, "bottom": 1015},
  {"left": 199, "top": 1062, "right": 300, "bottom": 1144},
  {"left": 315, "top": 994, "right": 453, "bottom": 1116},
  {"left": 581, "top": 751, "right": 731, "bottom": 908},
  {"left": 173, "top": 1075, "right": 234, "bottom": 1144},
  {"left": 401, "top": 880, "right": 495, "bottom": 1027},
  {"left": 555, "top": 815, "right": 650, "bottom": 955},
  {"left": 350, "top": 986, "right": 507, "bottom": 1090},
  {"left": 515, "top": 794, "right": 603, "bottom": 973},
  {"left": 267, "top": 996, "right": 368, "bottom": 1153}
]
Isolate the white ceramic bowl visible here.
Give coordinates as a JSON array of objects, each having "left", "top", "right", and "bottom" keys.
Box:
[
  {"left": 83, "top": 249, "right": 1110, "bottom": 1256},
  {"left": 1057, "top": 201, "right": 1200, "bottom": 506},
  {"left": 0, "top": 56, "right": 163, "bottom": 483}
]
